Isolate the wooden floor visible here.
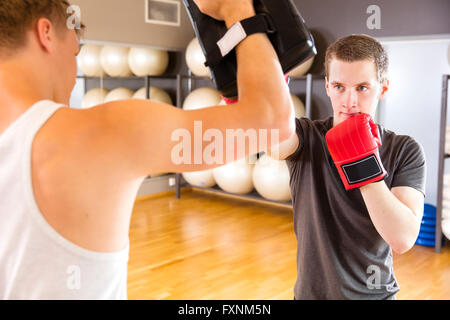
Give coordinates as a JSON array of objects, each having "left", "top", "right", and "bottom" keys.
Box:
[{"left": 127, "top": 189, "right": 450, "bottom": 300}]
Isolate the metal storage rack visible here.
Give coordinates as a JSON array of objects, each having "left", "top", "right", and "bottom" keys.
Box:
[
  {"left": 435, "top": 74, "right": 450, "bottom": 253},
  {"left": 174, "top": 73, "right": 323, "bottom": 206},
  {"left": 78, "top": 74, "right": 180, "bottom": 184}
]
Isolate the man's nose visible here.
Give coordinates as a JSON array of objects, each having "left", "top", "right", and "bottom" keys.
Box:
[{"left": 342, "top": 90, "right": 358, "bottom": 110}]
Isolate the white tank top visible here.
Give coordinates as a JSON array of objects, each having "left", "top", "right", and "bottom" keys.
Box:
[{"left": 0, "top": 100, "right": 129, "bottom": 299}]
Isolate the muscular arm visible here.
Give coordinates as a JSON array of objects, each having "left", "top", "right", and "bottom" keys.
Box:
[{"left": 360, "top": 181, "right": 424, "bottom": 254}]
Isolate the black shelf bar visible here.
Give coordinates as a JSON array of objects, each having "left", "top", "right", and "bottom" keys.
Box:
[
  {"left": 190, "top": 185, "right": 292, "bottom": 207},
  {"left": 436, "top": 74, "right": 450, "bottom": 253}
]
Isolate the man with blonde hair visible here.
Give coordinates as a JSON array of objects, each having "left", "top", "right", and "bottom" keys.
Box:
[{"left": 0, "top": 0, "right": 294, "bottom": 299}]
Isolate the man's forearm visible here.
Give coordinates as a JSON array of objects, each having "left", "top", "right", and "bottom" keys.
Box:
[
  {"left": 224, "top": 4, "right": 294, "bottom": 139},
  {"left": 360, "top": 181, "right": 421, "bottom": 254}
]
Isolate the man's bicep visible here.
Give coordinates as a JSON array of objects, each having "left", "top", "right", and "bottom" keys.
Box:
[{"left": 96, "top": 99, "right": 278, "bottom": 178}]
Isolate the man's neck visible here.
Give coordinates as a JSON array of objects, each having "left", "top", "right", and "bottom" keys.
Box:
[{"left": 0, "top": 59, "right": 54, "bottom": 134}]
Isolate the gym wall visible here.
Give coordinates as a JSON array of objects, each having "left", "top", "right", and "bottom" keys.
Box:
[{"left": 69, "top": 0, "right": 194, "bottom": 51}]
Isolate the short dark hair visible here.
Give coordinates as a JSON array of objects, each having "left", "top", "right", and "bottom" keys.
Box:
[
  {"left": 0, "top": 0, "right": 85, "bottom": 55},
  {"left": 324, "top": 34, "right": 389, "bottom": 82}
]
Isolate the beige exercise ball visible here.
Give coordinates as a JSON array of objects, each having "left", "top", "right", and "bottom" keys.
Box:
[
  {"left": 182, "top": 87, "right": 223, "bottom": 187},
  {"left": 104, "top": 87, "right": 134, "bottom": 102},
  {"left": 182, "top": 170, "right": 216, "bottom": 188},
  {"left": 185, "top": 38, "right": 210, "bottom": 77},
  {"left": 133, "top": 87, "right": 173, "bottom": 105},
  {"left": 291, "top": 94, "right": 306, "bottom": 118},
  {"left": 253, "top": 154, "right": 291, "bottom": 202},
  {"left": 128, "top": 47, "right": 169, "bottom": 76},
  {"left": 213, "top": 157, "right": 255, "bottom": 194},
  {"left": 289, "top": 56, "right": 315, "bottom": 77},
  {"left": 447, "top": 43, "right": 450, "bottom": 67},
  {"left": 77, "top": 44, "right": 105, "bottom": 77},
  {"left": 100, "top": 46, "right": 132, "bottom": 77},
  {"left": 183, "top": 87, "right": 222, "bottom": 110},
  {"left": 442, "top": 219, "right": 450, "bottom": 240},
  {"left": 81, "top": 88, "right": 109, "bottom": 109}
]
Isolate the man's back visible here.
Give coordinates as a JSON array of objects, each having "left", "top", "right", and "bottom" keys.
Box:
[{"left": 0, "top": 100, "right": 130, "bottom": 299}]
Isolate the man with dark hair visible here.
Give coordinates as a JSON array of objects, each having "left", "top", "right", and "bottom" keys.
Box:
[
  {"left": 269, "top": 34, "right": 426, "bottom": 299},
  {"left": 0, "top": 0, "right": 294, "bottom": 299}
]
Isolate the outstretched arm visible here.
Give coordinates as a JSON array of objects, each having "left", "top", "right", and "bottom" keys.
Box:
[{"left": 85, "top": 0, "right": 294, "bottom": 178}]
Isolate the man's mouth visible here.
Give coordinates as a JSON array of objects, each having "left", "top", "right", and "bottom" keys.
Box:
[{"left": 341, "top": 112, "right": 361, "bottom": 118}]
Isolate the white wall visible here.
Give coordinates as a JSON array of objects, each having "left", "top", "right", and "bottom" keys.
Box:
[{"left": 378, "top": 37, "right": 450, "bottom": 205}]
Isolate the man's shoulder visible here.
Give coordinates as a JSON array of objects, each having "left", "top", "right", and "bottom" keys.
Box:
[
  {"left": 379, "top": 125, "right": 424, "bottom": 153},
  {"left": 295, "top": 116, "right": 333, "bottom": 133}
]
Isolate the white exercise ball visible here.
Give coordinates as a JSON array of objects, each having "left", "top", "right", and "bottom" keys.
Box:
[
  {"left": 213, "top": 157, "right": 255, "bottom": 194},
  {"left": 77, "top": 44, "right": 105, "bottom": 77},
  {"left": 253, "top": 154, "right": 291, "bottom": 202},
  {"left": 104, "top": 87, "right": 134, "bottom": 103},
  {"left": 443, "top": 207, "right": 450, "bottom": 220},
  {"left": 100, "top": 46, "right": 132, "bottom": 77},
  {"left": 291, "top": 94, "right": 306, "bottom": 118},
  {"left": 289, "top": 56, "right": 315, "bottom": 77},
  {"left": 447, "top": 43, "right": 450, "bottom": 67},
  {"left": 182, "top": 170, "right": 216, "bottom": 188},
  {"left": 183, "top": 87, "right": 222, "bottom": 110},
  {"left": 133, "top": 87, "right": 173, "bottom": 105},
  {"left": 81, "top": 88, "right": 109, "bottom": 109},
  {"left": 128, "top": 47, "right": 169, "bottom": 76},
  {"left": 442, "top": 219, "right": 450, "bottom": 240},
  {"left": 185, "top": 37, "right": 210, "bottom": 77}
]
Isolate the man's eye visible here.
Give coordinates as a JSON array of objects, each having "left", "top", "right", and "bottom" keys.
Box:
[{"left": 359, "top": 86, "right": 368, "bottom": 91}]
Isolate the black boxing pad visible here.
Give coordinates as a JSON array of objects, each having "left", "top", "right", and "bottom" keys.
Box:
[{"left": 183, "top": 0, "right": 317, "bottom": 99}]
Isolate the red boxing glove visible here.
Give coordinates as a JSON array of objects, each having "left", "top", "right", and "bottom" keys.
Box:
[{"left": 325, "top": 113, "right": 387, "bottom": 190}]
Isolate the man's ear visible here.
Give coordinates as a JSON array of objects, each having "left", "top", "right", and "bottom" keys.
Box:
[
  {"left": 378, "top": 78, "right": 389, "bottom": 100},
  {"left": 35, "top": 18, "right": 54, "bottom": 53},
  {"left": 325, "top": 76, "right": 330, "bottom": 97}
]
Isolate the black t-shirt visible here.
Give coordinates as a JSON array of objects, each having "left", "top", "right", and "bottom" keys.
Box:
[{"left": 286, "top": 117, "right": 426, "bottom": 300}]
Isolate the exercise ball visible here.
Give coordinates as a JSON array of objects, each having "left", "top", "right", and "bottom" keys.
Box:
[
  {"left": 81, "top": 88, "right": 109, "bottom": 109},
  {"left": 182, "top": 170, "right": 216, "bottom": 188},
  {"left": 291, "top": 94, "right": 306, "bottom": 118},
  {"left": 289, "top": 56, "right": 315, "bottom": 77},
  {"left": 447, "top": 43, "right": 450, "bottom": 67},
  {"left": 100, "top": 46, "right": 132, "bottom": 77},
  {"left": 133, "top": 87, "right": 173, "bottom": 105},
  {"left": 183, "top": 87, "right": 222, "bottom": 110},
  {"left": 104, "top": 88, "right": 134, "bottom": 102},
  {"left": 442, "top": 219, "right": 450, "bottom": 240},
  {"left": 128, "top": 47, "right": 169, "bottom": 76},
  {"left": 185, "top": 37, "right": 210, "bottom": 77},
  {"left": 213, "top": 157, "right": 255, "bottom": 194},
  {"left": 253, "top": 154, "right": 291, "bottom": 202},
  {"left": 77, "top": 44, "right": 105, "bottom": 77},
  {"left": 443, "top": 207, "right": 450, "bottom": 220}
]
